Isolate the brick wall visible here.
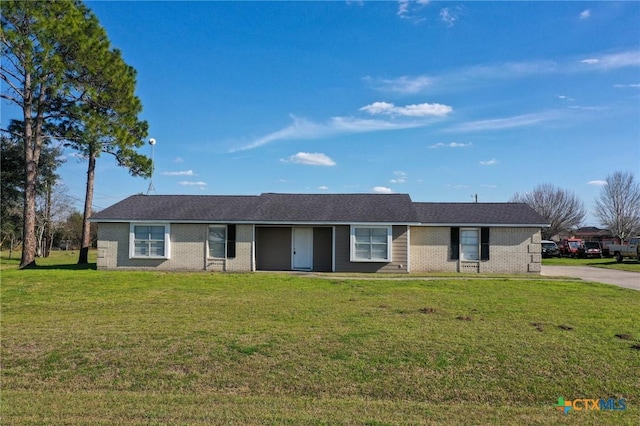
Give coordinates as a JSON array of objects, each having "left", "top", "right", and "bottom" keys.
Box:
[
  {"left": 409, "top": 227, "right": 458, "bottom": 272},
  {"left": 409, "top": 226, "right": 541, "bottom": 274},
  {"left": 97, "top": 222, "right": 253, "bottom": 271}
]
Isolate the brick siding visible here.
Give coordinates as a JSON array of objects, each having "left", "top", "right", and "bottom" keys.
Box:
[
  {"left": 97, "top": 223, "right": 252, "bottom": 271},
  {"left": 410, "top": 226, "right": 541, "bottom": 274}
]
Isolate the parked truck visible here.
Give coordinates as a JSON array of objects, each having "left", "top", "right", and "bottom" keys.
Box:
[{"left": 607, "top": 237, "right": 640, "bottom": 262}]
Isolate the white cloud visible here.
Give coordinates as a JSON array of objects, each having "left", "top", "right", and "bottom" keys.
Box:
[
  {"left": 173, "top": 157, "right": 184, "bottom": 163},
  {"left": 317, "top": 185, "right": 329, "bottom": 190},
  {"left": 283, "top": 152, "right": 336, "bottom": 166},
  {"left": 479, "top": 159, "right": 498, "bottom": 166},
  {"left": 452, "top": 111, "right": 559, "bottom": 132},
  {"left": 614, "top": 83, "right": 640, "bottom": 88},
  {"left": 579, "top": 9, "right": 591, "bottom": 19},
  {"left": 163, "top": 170, "right": 194, "bottom": 176},
  {"left": 580, "top": 51, "right": 640, "bottom": 70},
  {"left": 482, "top": 184, "right": 498, "bottom": 188},
  {"left": 179, "top": 181, "right": 207, "bottom": 187},
  {"left": 397, "top": 0, "right": 410, "bottom": 17},
  {"left": 439, "top": 7, "right": 458, "bottom": 27},
  {"left": 365, "top": 75, "right": 434, "bottom": 94},
  {"left": 329, "top": 116, "right": 426, "bottom": 132},
  {"left": 397, "top": 0, "right": 430, "bottom": 22},
  {"left": 588, "top": 180, "right": 607, "bottom": 186},
  {"left": 390, "top": 171, "right": 407, "bottom": 183},
  {"left": 372, "top": 186, "right": 394, "bottom": 194},
  {"left": 360, "top": 101, "right": 453, "bottom": 117},
  {"left": 233, "top": 113, "right": 436, "bottom": 152},
  {"left": 369, "top": 49, "right": 639, "bottom": 95},
  {"left": 429, "top": 142, "right": 472, "bottom": 148}
]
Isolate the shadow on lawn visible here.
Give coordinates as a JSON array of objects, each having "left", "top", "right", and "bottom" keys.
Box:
[
  {"left": 587, "top": 260, "right": 640, "bottom": 266},
  {"left": 32, "top": 263, "right": 97, "bottom": 271}
]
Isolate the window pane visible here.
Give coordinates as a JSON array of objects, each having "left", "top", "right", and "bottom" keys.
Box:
[
  {"left": 354, "top": 228, "right": 370, "bottom": 242},
  {"left": 353, "top": 227, "right": 389, "bottom": 261},
  {"left": 461, "top": 246, "right": 479, "bottom": 261},
  {"left": 355, "top": 243, "right": 371, "bottom": 259},
  {"left": 149, "top": 241, "right": 165, "bottom": 257},
  {"left": 209, "top": 227, "right": 226, "bottom": 242},
  {"left": 150, "top": 226, "right": 165, "bottom": 241},
  {"left": 371, "top": 229, "right": 387, "bottom": 244},
  {"left": 371, "top": 244, "right": 388, "bottom": 260},
  {"left": 461, "top": 229, "right": 479, "bottom": 261},
  {"left": 134, "top": 226, "right": 149, "bottom": 240},
  {"left": 209, "top": 242, "right": 225, "bottom": 258},
  {"left": 461, "top": 230, "right": 478, "bottom": 244},
  {"left": 132, "top": 225, "right": 167, "bottom": 257},
  {"left": 134, "top": 241, "right": 148, "bottom": 256}
]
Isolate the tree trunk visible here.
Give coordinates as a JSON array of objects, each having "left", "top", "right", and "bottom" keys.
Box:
[
  {"left": 43, "top": 182, "right": 52, "bottom": 257},
  {"left": 20, "top": 73, "right": 39, "bottom": 269},
  {"left": 78, "top": 149, "right": 96, "bottom": 264}
]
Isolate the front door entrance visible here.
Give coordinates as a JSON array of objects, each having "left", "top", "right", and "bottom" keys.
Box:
[{"left": 292, "top": 227, "right": 313, "bottom": 270}]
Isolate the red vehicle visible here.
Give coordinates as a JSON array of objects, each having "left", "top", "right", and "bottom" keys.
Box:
[{"left": 558, "top": 238, "right": 583, "bottom": 257}]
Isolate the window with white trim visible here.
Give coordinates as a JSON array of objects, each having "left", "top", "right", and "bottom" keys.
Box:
[
  {"left": 460, "top": 228, "right": 479, "bottom": 261},
  {"left": 130, "top": 224, "right": 170, "bottom": 258},
  {"left": 350, "top": 226, "right": 391, "bottom": 262},
  {"left": 208, "top": 225, "right": 226, "bottom": 258}
]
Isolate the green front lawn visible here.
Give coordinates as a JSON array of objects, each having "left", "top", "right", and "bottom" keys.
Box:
[
  {"left": 543, "top": 256, "right": 640, "bottom": 272},
  {"left": 2, "top": 252, "right": 639, "bottom": 424}
]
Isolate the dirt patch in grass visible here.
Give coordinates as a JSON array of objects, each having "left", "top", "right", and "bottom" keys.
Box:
[
  {"left": 530, "top": 322, "right": 544, "bottom": 332},
  {"left": 557, "top": 324, "right": 574, "bottom": 331},
  {"left": 615, "top": 333, "right": 634, "bottom": 340},
  {"left": 456, "top": 316, "right": 472, "bottom": 321},
  {"left": 418, "top": 307, "right": 436, "bottom": 314}
]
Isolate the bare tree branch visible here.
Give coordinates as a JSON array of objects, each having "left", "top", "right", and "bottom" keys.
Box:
[
  {"left": 594, "top": 171, "right": 640, "bottom": 241},
  {"left": 511, "top": 184, "right": 585, "bottom": 240}
]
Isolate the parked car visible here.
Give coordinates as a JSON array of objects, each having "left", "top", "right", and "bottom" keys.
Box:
[
  {"left": 558, "top": 238, "right": 583, "bottom": 257},
  {"left": 608, "top": 237, "right": 640, "bottom": 262},
  {"left": 541, "top": 240, "right": 560, "bottom": 258},
  {"left": 579, "top": 241, "right": 603, "bottom": 258}
]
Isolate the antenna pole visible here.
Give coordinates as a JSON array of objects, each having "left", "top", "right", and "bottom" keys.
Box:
[{"left": 147, "top": 138, "right": 156, "bottom": 195}]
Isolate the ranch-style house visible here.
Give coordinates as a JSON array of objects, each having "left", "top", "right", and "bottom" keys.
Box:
[{"left": 91, "top": 193, "right": 547, "bottom": 274}]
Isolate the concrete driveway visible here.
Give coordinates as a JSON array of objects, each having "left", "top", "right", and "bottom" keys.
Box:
[{"left": 541, "top": 265, "right": 640, "bottom": 291}]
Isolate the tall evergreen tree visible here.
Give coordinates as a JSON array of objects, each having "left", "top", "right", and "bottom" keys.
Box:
[
  {"left": 1, "top": 121, "right": 63, "bottom": 256},
  {"left": 1, "top": 1, "right": 149, "bottom": 267},
  {"left": 59, "top": 32, "right": 150, "bottom": 264}
]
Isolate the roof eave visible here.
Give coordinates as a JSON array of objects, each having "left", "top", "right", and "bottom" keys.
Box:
[{"left": 416, "top": 223, "right": 550, "bottom": 228}]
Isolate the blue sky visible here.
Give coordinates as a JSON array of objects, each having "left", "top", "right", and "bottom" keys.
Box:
[{"left": 5, "top": 1, "right": 640, "bottom": 225}]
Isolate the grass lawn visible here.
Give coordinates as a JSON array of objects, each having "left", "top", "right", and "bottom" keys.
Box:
[
  {"left": 2, "top": 251, "right": 639, "bottom": 425},
  {"left": 542, "top": 256, "right": 640, "bottom": 273}
]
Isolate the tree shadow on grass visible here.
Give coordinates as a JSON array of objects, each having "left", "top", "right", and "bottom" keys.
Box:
[
  {"left": 32, "top": 263, "right": 98, "bottom": 271},
  {"left": 587, "top": 260, "right": 640, "bottom": 266}
]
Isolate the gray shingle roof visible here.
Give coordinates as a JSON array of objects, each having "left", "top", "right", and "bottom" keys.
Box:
[
  {"left": 255, "top": 193, "right": 417, "bottom": 222},
  {"left": 91, "top": 195, "right": 261, "bottom": 221},
  {"left": 91, "top": 194, "right": 547, "bottom": 226},
  {"left": 414, "top": 202, "right": 546, "bottom": 225}
]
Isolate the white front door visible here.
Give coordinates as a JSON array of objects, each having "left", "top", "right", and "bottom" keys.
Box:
[{"left": 292, "top": 227, "right": 313, "bottom": 270}]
